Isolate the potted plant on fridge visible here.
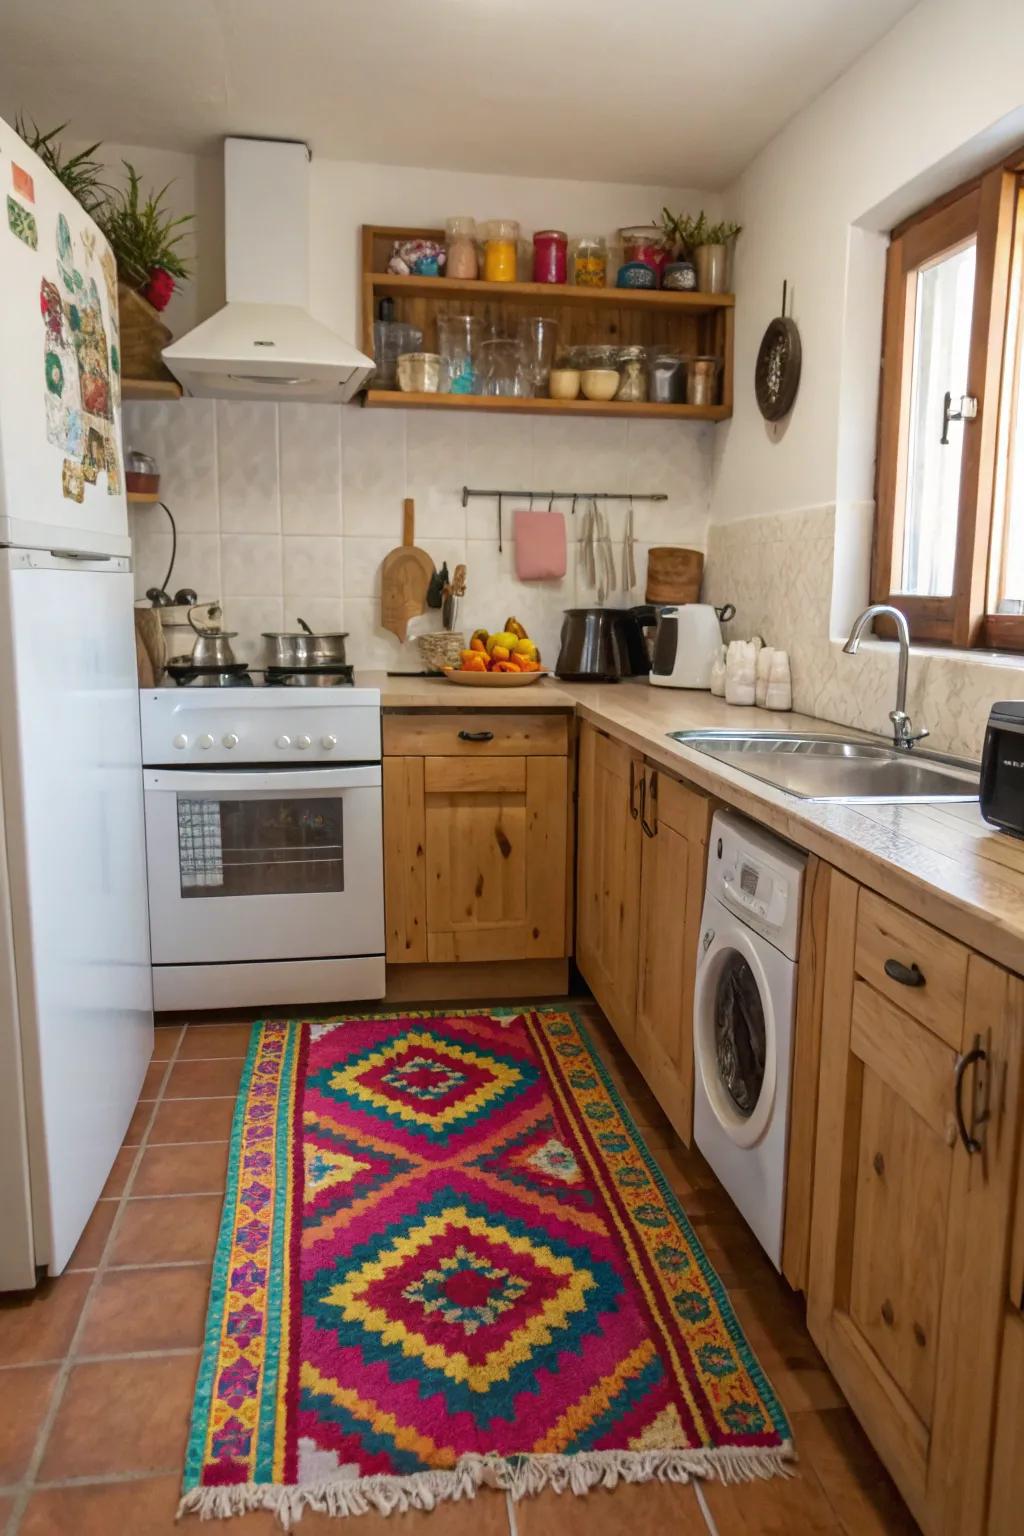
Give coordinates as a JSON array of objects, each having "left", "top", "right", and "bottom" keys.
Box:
[
  {"left": 98, "top": 162, "right": 194, "bottom": 382},
  {"left": 660, "top": 209, "right": 741, "bottom": 294}
]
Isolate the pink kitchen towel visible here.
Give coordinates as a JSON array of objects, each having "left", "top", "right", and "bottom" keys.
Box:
[{"left": 513, "top": 509, "right": 567, "bottom": 580}]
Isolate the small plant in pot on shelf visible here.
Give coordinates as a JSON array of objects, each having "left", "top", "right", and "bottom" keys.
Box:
[
  {"left": 660, "top": 209, "right": 741, "bottom": 294},
  {"left": 98, "top": 162, "right": 194, "bottom": 380}
]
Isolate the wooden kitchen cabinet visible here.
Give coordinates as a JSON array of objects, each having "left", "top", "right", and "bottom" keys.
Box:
[
  {"left": 576, "top": 722, "right": 711, "bottom": 1142},
  {"left": 633, "top": 766, "right": 710, "bottom": 1144},
  {"left": 808, "top": 872, "right": 1024, "bottom": 1536},
  {"left": 576, "top": 724, "right": 644, "bottom": 1045},
  {"left": 383, "top": 711, "right": 570, "bottom": 982}
]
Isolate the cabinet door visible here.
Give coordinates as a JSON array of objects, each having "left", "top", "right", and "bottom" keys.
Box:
[
  {"left": 576, "top": 723, "right": 643, "bottom": 1045},
  {"left": 383, "top": 757, "right": 427, "bottom": 963},
  {"left": 421, "top": 754, "right": 567, "bottom": 964},
  {"left": 808, "top": 872, "right": 1023, "bottom": 1536},
  {"left": 634, "top": 768, "right": 710, "bottom": 1144}
]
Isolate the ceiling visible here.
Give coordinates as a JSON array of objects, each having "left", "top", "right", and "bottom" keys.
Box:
[{"left": 0, "top": 0, "right": 920, "bottom": 189}]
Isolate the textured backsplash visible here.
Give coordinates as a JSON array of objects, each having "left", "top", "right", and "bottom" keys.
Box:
[
  {"left": 704, "top": 505, "right": 1024, "bottom": 760},
  {"left": 123, "top": 399, "right": 712, "bottom": 671}
]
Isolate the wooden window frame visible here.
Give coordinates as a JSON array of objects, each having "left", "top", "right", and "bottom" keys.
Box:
[{"left": 873, "top": 152, "right": 1024, "bottom": 651}]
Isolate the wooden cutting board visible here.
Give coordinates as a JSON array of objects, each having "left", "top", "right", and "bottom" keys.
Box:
[
  {"left": 380, "top": 498, "right": 435, "bottom": 641},
  {"left": 134, "top": 605, "right": 166, "bottom": 686},
  {"left": 645, "top": 547, "right": 704, "bottom": 605}
]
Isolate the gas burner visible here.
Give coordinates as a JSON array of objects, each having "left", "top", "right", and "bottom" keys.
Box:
[
  {"left": 264, "top": 664, "right": 355, "bottom": 688},
  {"left": 166, "top": 661, "right": 253, "bottom": 688}
]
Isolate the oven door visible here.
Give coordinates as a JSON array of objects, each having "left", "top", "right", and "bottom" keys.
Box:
[{"left": 143, "top": 765, "right": 383, "bottom": 965}]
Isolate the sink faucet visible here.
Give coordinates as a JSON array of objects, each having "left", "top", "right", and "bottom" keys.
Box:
[{"left": 842, "top": 604, "right": 929, "bottom": 751}]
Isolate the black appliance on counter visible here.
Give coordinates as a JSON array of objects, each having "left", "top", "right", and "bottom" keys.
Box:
[
  {"left": 555, "top": 606, "right": 655, "bottom": 682},
  {"left": 980, "top": 701, "right": 1024, "bottom": 837}
]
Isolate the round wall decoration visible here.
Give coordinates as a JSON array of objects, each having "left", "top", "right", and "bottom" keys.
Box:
[{"left": 755, "top": 281, "right": 802, "bottom": 421}]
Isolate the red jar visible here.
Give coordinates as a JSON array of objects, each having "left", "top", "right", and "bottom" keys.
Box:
[{"left": 532, "top": 229, "right": 568, "bottom": 284}]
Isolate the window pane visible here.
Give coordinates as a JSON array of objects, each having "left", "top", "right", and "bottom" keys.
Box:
[
  {"left": 176, "top": 795, "right": 344, "bottom": 899},
  {"left": 900, "top": 240, "right": 976, "bottom": 596},
  {"left": 991, "top": 188, "right": 1024, "bottom": 616}
]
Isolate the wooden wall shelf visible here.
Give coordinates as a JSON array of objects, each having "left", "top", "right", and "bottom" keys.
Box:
[
  {"left": 361, "top": 225, "right": 734, "bottom": 421},
  {"left": 363, "top": 390, "right": 730, "bottom": 421},
  {"left": 121, "top": 378, "right": 182, "bottom": 402}
]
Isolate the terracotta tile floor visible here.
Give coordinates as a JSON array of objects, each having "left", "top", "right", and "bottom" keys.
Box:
[{"left": 0, "top": 1002, "right": 918, "bottom": 1535}]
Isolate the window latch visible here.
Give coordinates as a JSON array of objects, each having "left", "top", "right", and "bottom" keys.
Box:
[{"left": 941, "top": 390, "right": 978, "bottom": 444}]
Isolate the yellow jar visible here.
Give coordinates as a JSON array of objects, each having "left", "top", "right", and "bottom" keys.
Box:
[
  {"left": 573, "top": 235, "right": 607, "bottom": 288},
  {"left": 484, "top": 219, "right": 519, "bottom": 282}
]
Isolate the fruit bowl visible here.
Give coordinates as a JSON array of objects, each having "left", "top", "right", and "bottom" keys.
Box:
[{"left": 442, "top": 668, "right": 550, "bottom": 688}]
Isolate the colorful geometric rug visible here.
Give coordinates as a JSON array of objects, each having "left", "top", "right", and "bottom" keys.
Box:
[{"left": 180, "top": 1009, "right": 792, "bottom": 1522}]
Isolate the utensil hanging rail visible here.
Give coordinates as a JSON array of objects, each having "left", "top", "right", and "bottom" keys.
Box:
[{"left": 461, "top": 488, "right": 667, "bottom": 506}]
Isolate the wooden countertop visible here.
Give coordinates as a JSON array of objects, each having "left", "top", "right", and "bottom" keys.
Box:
[{"left": 358, "top": 671, "right": 1024, "bottom": 974}]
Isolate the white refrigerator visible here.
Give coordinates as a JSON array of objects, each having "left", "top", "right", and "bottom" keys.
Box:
[{"left": 0, "top": 116, "right": 153, "bottom": 1289}]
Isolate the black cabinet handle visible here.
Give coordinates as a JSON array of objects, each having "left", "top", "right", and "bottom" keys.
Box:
[
  {"left": 458, "top": 730, "right": 493, "bottom": 742},
  {"left": 884, "top": 958, "right": 925, "bottom": 988},
  {"left": 641, "top": 769, "right": 658, "bottom": 838},
  {"left": 954, "top": 1044, "right": 987, "bottom": 1154},
  {"left": 629, "top": 759, "right": 640, "bottom": 820}
]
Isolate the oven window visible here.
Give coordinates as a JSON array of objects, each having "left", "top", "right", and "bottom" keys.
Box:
[{"left": 176, "top": 796, "right": 344, "bottom": 899}]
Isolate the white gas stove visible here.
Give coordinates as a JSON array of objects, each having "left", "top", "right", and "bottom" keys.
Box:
[{"left": 139, "top": 686, "right": 385, "bottom": 1011}]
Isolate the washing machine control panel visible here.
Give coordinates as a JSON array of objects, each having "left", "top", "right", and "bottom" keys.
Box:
[{"left": 709, "top": 810, "right": 807, "bottom": 959}]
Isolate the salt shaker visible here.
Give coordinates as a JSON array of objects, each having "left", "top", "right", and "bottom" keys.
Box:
[
  {"left": 709, "top": 645, "right": 727, "bottom": 697},
  {"left": 755, "top": 646, "right": 775, "bottom": 707},
  {"left": 764, "top": 650, "right": 792, "bottom": 711},
  {"left": 725, "top": 640, "right": 756, "bottom": 706}
]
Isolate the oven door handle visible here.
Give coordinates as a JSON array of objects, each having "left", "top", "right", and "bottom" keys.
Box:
[{"left": 143, "top": 765, "right": 381, "bottom": 793}]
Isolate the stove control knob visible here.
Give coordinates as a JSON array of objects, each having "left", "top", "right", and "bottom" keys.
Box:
[
  {"left": 275, "top": 735, "right": 291, "bottom": 750},
  {"left": 198, "top": 733, "right": 214, "bottom": 750},
  {"left": 222, "top": 733, "right": 239, "bottom": 749},
  {"left": 321, "top": 734, "right": 337, "bottom": 751},
  {"left": 172, "top": 733, "right": 188, "bottom": 750},
  {"left": 295, "top": 735, "right": 311, "bottom": 751}
]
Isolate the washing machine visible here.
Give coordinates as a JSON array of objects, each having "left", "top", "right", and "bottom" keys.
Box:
[{"left": 693, "top": 810, "right": 807, "bottom": 1269}]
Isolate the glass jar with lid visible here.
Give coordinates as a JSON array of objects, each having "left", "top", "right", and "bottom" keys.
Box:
[
  {"left": 649, "top": 352, "right": 686, "bottom": 404},
  {"left": 483, "top": 220, "right": 519, "bottom": 282},
  {"left": 615, "top": 345, "right": 648, "bottom": 403},
  {"left": 445, "top": 217, "right": 479, "bottom": 280},
  {"left": 532, "top": 230, "right": 567, "bottom": 284},
  {"left": 572, "top": 235, "right": 607, "bottom": 288}
]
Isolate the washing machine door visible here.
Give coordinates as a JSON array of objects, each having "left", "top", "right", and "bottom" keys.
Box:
[{"left": 694, "top": 920, "right": 778, "bottom": 1149}]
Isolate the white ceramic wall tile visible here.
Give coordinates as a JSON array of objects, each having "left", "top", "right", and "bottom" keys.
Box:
[
  {"left": 340, "top": 408, "right": 406, "bottom": 535},
  {"left": 227, "top": 597, "right": 285, "bottom": 664},
  {"left": 282, "top": 535, "right": 343, "bottom": 599},
  {"left": 280, "top": 403, "right": 343, "bottom": 535},
  {"left": 281, "top": 595, "right": 345, "bottom": 634},
  {"left": 122, "top": 399, "right": 218, "bottom": 533},
  {"left": 216, "top": 400, "right": 281, "bottom": 533},
  {"left": 343, "top": 535, "right": 399, "bottom": 601},
  {"left": 462, "top": 414, "right": 535, "bottom": 495},
  {"left": 220, "top": 533, "right": 284, "bottom": 597},
  {"left": 532, "top": 418, "right": 630, "bottom": 501},
  {"left": 405, "top": 412, "right": 468, "bottom": 539}
]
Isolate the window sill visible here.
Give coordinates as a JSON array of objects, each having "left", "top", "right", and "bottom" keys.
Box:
[{"left": 828, "top": 636, "right": 1024, "bottom": 670}]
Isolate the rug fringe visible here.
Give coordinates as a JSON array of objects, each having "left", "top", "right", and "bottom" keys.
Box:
[{"left": 176, "top": 1444, "right": 794, "bottom": 1525}]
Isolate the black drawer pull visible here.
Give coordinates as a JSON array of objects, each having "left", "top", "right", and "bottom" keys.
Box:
[
  {"left": 884, "top": 959, "right": 925, "bottom": 988},
  {"left": 458, "top": 730, "right": 494, "bottom": 743}
]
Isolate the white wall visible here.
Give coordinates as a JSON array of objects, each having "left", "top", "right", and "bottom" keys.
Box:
[{"left": 711, "top": 0, "right": 1024, "bottom": 529}]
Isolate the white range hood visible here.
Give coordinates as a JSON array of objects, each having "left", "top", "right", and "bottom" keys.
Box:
[{"left": 163, "top": 138, "right": 372, "bottom": 403}]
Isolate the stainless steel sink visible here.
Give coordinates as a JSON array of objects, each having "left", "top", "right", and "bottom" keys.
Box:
[{"left": 669, "top": 731, "right": 979, "bottom": 803}]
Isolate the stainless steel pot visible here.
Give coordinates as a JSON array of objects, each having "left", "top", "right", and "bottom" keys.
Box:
[
  {"left": 262, "top": 617, "right": 348, "bottom": 668},
  {"left": 554, "top": 607, "right": 651, "bottom": 681},
  {"left": 188, "top": 603, "right": 238, "bottom": 668}
]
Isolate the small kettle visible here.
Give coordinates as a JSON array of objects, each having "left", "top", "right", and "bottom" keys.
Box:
[{"left": 188, "top": 603, "right": 238, "bottom": 669}]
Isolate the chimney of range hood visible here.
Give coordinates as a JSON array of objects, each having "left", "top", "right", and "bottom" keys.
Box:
[{"left": 162, "top": 138, "right": 373, "bottom": 403}]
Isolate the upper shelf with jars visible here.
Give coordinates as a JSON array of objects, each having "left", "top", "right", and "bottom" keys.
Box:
[{"left": 359, "top": 221, "right": 736, "bottom": 421}]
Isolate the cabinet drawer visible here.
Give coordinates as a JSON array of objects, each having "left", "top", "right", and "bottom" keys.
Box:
[
  {"left": 383, "top": 712, "right": 568, "bottom": 757},
  {"left": 854, "top": 887, "right": 968, "bottom": 1049}
]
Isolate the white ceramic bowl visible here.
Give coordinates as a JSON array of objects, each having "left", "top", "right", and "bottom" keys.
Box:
[
  {"left": 580, "top": 368, "right": 620, "bottom": 402},
  {"left": 548, "top": 368, "right": 581, "bottom": 400}
]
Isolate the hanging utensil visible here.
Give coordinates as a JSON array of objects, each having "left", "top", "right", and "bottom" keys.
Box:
[{"left": 622, "top": 496, "right": 637, "bottom": 591}]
